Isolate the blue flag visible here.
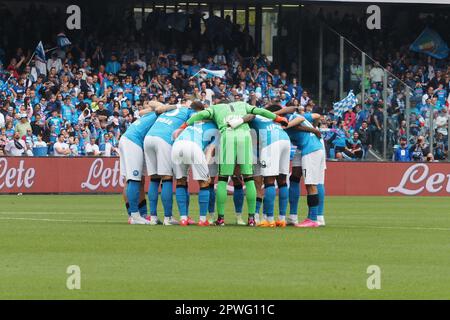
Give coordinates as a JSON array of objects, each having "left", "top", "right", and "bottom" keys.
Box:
[
  {"left": 56, "top": 33, "right": 72, "bottom": 48},
  {"left": 333, "top": 90, "right": 358, "bottom": 118},
  {"left": 197, "top": 68, "right": 226, "bottom": 79},
  {"left": 34, "top": 41, "right": 46, "bottom": 63},
  {"left": 409, "top": 28, "right": 449, "bottom": 60}
]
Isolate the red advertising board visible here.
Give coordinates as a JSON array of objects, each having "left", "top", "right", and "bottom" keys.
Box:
[{"left": 0, "top": 157, "right": 449, "bottom": 196}]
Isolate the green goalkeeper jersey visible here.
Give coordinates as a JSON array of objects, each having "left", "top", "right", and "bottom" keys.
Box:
[{"left": 186, "top": 101, "right": 277, "bottom": 132}]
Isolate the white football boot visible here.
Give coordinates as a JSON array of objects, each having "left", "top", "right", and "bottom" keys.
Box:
[
  {"left": 317, "top": 215, "right": 326, "bottom": 227},
  {"left": 129, "top": 212, "right": 151, "bottom": 225},
  {"left": 287, "top": 215, "right": 299, "bottom": 226},
  {"left": 163, "top": 216, "right": 179, "bottom": 226}
]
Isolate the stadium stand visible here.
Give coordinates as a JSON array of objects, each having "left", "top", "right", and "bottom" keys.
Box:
[{"left": 0, "top": 2, "right": 448, "bottom": 161}]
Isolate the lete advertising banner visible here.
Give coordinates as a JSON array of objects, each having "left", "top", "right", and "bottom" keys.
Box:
[{"left": 0, "top": 157, "right": 449, "bottom": 196}]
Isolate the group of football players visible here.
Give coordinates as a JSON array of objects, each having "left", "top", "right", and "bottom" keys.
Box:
[{"left": 118, "top": 97, "right": 326, "bottom": 228}]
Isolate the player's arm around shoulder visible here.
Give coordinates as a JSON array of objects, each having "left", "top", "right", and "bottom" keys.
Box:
[
  {"left": 310, "top": 113, "right": 321, "bottom": 121},
  {"left": 274, "top": 106, "right": 297, "bottom": 116},
  {"left": 186, "top": 108, "right": 213, "bottom": 126},
  {"left": 173, "top": 107, "right": 213, "bottom": 140},
  {"left": 139, "top": 100, "right": 159, "bottom": 116},
  {"left": 246, "top": 103, "right": 289, "bottom": 126},
  {"left": 288, "top": 115, "right": 322, "bottom": 138}
]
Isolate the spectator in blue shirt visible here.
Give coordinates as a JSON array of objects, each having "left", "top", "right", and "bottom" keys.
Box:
[
  {"left": 288, "top": 77, "right": 303, "bottom": 100},
  {"left": 105, "top": 55, "right": 121, "bottom": 75},
  {"left": 394, "top": 137, "right": 412, "bottom": 162},
  {"left": 46, "top": 110, "right": 63, "bottom": 135},
  {"left": 187, "top": 58, "right": 201, "bottom": 77}
]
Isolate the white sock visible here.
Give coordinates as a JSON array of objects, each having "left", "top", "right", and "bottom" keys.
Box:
[
  {"left": 199, "top": 216, "right": 206, "bottom": 222},
  {"left": 131, "top": 212, "right": 140, "bottom": 218},
  {"left": 254, "top": 213, "right": 259, "bottom": 221},
  {"left": 289, "top": 214, "right": 298, "bottom": 222},
  {"left": 267, "top": 216, "right": 274, "bottom": 222},
  {"left": 180, "top": 215, "right": 187, "bottom": 221},
  {"left": 279, "top": 215, "right": 286, "bottom": 221}
]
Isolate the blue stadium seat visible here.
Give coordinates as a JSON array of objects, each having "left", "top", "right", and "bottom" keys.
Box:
[
  {"left": 329, "top": 148, "right": 335, "bottom": 159},
  {"left": 32, "top": 146, "right": 48, "bottom": 157}
]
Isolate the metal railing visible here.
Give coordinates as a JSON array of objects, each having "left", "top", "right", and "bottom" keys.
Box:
[{"left": 316, "top": 22, "right": 449, "bottom": 162}]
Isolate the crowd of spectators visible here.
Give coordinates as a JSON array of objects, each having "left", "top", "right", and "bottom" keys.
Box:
[{"left": 0, "top": 3, "right": 448, "bottom": 161}]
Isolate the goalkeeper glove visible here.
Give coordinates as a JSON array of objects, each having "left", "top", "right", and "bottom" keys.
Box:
[
  {"left": 226, "top": 117, "right": 244, "bottom": 129},
  {"left": 274, "top": 116, "right": 289, "bottom": 127}
]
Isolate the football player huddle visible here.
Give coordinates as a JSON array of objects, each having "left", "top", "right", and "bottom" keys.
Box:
[{"left": 118, "top": 98, "right": 326, "bottom": 228}]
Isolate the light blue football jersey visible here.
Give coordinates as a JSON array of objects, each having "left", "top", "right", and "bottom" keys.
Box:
[
  {"left": 286, "top": 112, "right": 323, "bottom": 156},
  {"left": 146, "top": 107, "right": 195, "bottom": 145},
  {"left": 123, "top": 112, "right": 158, "bottom": 148},
  {"left": 176, "top": 121, "right": 219, "bottom": 150},
  {"left": 249, "top": 115, "right": 290, "bottom": 148}
]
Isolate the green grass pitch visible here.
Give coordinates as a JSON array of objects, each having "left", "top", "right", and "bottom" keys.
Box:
[{"left": 0, "top": 195, "right": 449, "bottom": 299}]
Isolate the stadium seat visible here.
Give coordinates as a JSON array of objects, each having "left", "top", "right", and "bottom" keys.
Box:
[
  {"left": 32, "top": 146, "right": 48, "bottom": 157},
  {"left": 329, "top": 148, "right": 336, "bottom": 159}
]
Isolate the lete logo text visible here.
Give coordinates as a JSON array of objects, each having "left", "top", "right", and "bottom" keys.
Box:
[
  {"left": 81, "top": 159, "right": 125, "bottom": 191},
  {"left": 0, "top": 158, "right": 35, "bottom": 190},
  {"left": 388, "top": 163, "right": 450, "bottom": 195}
]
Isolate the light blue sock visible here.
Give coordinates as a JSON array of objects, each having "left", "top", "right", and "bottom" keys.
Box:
[
  {"left": 126, "top": 180, "right": 140, "bottom": 214},
  {"left": 198, "top": 187, "right": 210, "bottom": 217},
  {"left": 138, "top": 200, "right": 148, "bottom": 218},
  {"left": 175, "top": 186, "right": 188, "bottom": 217},
  {"left": 289, "top": 177, "right": 300, "bottom": 215},
  {"left": 278, "top": 184, "right": 289, "bottom": 218},
  {"left": 208, "top": 185, "right": 215, "bottom": 214},
  {"left": 161, "top": 180, "right": 173, "bottom": 217},
  {"left": 263, "top": 185, "right": 276, "bottom": 218},
  {"left": 255, "top": 197, "right": 263, "bottom": 214},
  {"left": 148, "top": 179, "right": 160, "bottom": 218},
  {"left": 233, "top": 185, "right": 244, "bottom": 214},
  {"left": 318, "top": 184, "right": 325, "bottom": 216}
]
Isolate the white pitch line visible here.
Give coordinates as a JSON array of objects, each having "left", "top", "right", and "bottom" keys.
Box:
[
  {"left": 0, "top": 217, "right": 121, "bottom": 224},
  {"left": 335, "top": 224, "right": 450, "bottom": 232},
  {"left": 0, "top": 211, "right": 120, "bottom": 215},
  {"left": 0, "top": 216, "right": 449, "bottom": 231}
]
